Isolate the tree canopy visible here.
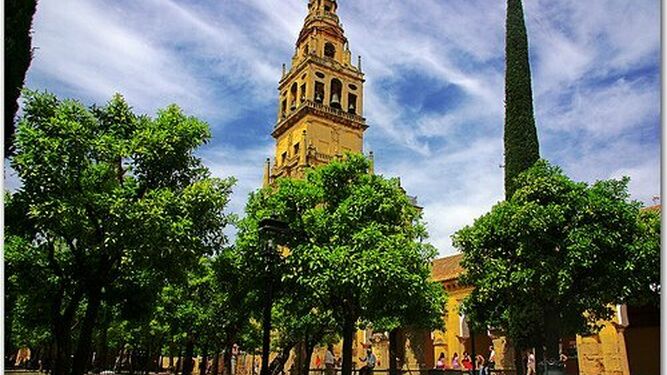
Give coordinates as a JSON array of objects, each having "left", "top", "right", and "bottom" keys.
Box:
[
  {"left": 504, "top": 0, "right": 540, "bottom": 199},
  {"left": 5, "top": 0, "right": 37, "bottom": 155},
  {"left": 236, "top": 154, "right": 446, "bottom": 375},
  {"left": 453, "top": 160, "right": 659, "bottom": 359},
  {"left": 6, "top": 90, "right": 235, "bottom": 375}
]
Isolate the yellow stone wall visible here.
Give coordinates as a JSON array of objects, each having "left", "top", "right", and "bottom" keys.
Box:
[
  {"left": 432, "top": 285, "right": 473, "bottom": 366},
  {"left": 258, "top": 291, "right": 638, "bottom": 375},
  {"left": 273, "top": 114, "right": 364, "bottom": 171},
  {"left": 576, "top": 318, "right": 630, "bottom": 375}
]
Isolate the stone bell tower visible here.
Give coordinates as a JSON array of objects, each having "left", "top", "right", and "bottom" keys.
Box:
[{"left": 264, "top": 0, "right": 368, "bottom": 185}]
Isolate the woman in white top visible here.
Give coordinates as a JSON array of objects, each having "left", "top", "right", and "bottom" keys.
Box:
[
  {"left": 325, "top": 345, "right": 336, "bottom": 375},
  {"left": 526, "top": 351, "right": 536, "bottom": 375}
]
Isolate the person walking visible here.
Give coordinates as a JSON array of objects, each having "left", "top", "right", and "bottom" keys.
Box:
[
  {"left": 435, "top": 353, "right": 445, "bottom": 369},
  {"left": 451, "top": 353, "right": 460, "bottom": 370},
  {"left": 325, "top": 345, "right": 336, "bottom": 375},
  {"left": 461, "top": 352, "right": 472, "bottom": 372},
  {"left": 358, "top": 347, "right": 376, "bottom": 375},
  {"left": 475, "top": 355, "right": 485, "bottom": 375},
  {"left": 526, "top": 350, "right": 536, "bottom": 375},
  {"left": 487, "top": 346, "right": 495, "bottom": 372}
]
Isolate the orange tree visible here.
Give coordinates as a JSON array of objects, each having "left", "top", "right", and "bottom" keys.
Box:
[
  {"left": 6, "top": 91, "right": 234, "bottom": 375},
  {"left": 235, "top": 154, "right": 446, "bottom": 375},
  {"left": 453, "top": 160, "right": 659, "bottom": 364}
]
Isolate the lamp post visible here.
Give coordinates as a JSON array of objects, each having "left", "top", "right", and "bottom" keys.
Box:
[{"left": 258, "top": 217, "right": 289, "bottom": 375}]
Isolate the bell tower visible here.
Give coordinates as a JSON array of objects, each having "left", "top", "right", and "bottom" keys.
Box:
[{"left": 264, "top": 0, "right": 367, "bottom": 185}]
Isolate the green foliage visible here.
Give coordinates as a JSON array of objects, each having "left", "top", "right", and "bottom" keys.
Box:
[
  {"left": 289, "top": 154, "right": 443, "bottom": 324},
  {"left": 236, "top": 153, "right": 446, "bottom": 368},
  {"left": 453, "top": 160, "right": 658, "bottom": 351},
  {"left": 5, "top": 235, "right": 53, "bottom": 348},
  {"left": 4, "top": 0, "right": 37, "bottom": 154},
  {"left": 6, "top": 90, "right": 235, "bottom": 372},
  {"left": 504, "top": 0, "right": 540, "bottom": 199},
  {"left": 627, "top": 208, "right": 661, "bottom": 306}
]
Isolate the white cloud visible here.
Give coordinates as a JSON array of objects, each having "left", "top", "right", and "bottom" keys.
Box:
[
  {"left": 28, "top": 0, "right": 213, "bottom": 116},
  {"left": 201, "top": 143, "right": 275, "bottom": 216},
  {"left": 376, "top": 137, "right": 505, "bottom": 254},
  {"left": 21, "top": 0, "right": 660, "bottom": 258},
  {"left": 540, "top": 78, "right": 658, "bottom": 136}
]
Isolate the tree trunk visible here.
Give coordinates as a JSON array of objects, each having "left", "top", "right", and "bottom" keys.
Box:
[
  {"left": 183, "top": 336, "right": 195, "bottom": 375},
  {"left": 267, "top": 341, "right": 297, "bottom": 375},
  {"left": 96, "top": 310, "right": 110, "bottom": 371},
  {"left": 261, "top": 281, "right": 274, "bottom": 375},
  {"left": 223, "top": 347, "right": 232, "bottom": 375},
  {"left": 44, "top": 342, "right": 55, "bottom": 374},
  {"left": 212, "top": 352, "right": 220, "bottom": 375},
  {"left": 301, "top": 339, "right": 316, "bottom": 375},
  {"left": 72, "top": 288, "right": 103, "bottom": 375},
  {"left": 177, "top": 345, "right": 184, "bottom": 373},
  {"left": 544, "top": 308, "right": 561, "bottom": 362},
  {"left": 169, "top": 340, "right": 176, "bottom": 372},
  {"left": 130, "top": 349, "right": 137, "bottom": 375},
  {"left": 5, "top": 303, "right": 14, "bottom": 370},
  {"left": 200, "top": 350, "right": 209, "bottom": 375},
  {"left": 51, "top": 286, "right": 84, "bottom": 375},
  {"left": 294, "top": 341, "right": 305, "bottom": 375},
  {"left": 341, "top": 316, "right": 355, "bottom": 375},
  {"left": 389, "top": 329, "right": 399, "bottom": 375},
  {"left": 52, "top": 317, "right": 73, "bottom": 375},
  {"left": 513, "top": 350, "right": 524, "bottom": 375},
  {"left": 145, "top": 345, "right": 153, "bottom": 375}
]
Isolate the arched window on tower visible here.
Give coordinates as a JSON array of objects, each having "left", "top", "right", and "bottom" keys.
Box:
[
  {"left": 324, "top": 42, "right": 336, "bottom": 59},
  {"left": 290, "top": 83, "right": 298, "bottom": 110},
  {"left": 348, "top": 93, "right": 357, "bottom": 115},
  {"left": 323, "top": 0, "right": 336, "bottom": 12},
  {"left": 330, "top": 78, "right": 342, "bottom": 109},
  {"left": 314, "top": 81, "right": 325, "bottom": 104},
  {"left": 300, "top": 84, "right": 307, "bottom": 103}
]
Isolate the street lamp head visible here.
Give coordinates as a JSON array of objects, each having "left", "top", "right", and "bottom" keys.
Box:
[{"left": 258, "top": 216, "right": 289, "bottom": 236}]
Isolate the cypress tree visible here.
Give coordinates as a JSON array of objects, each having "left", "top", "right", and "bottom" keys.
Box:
[
  {"left": 5, "top": 0, "right": 38, "bottom": 156},
  {"left": 504, "top": 0, "right": 539, "bottom": 199}
]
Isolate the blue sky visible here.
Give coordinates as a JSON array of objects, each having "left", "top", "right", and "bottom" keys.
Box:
[{"left": 7, "top": 0, "right": 660, "bottom": 256}]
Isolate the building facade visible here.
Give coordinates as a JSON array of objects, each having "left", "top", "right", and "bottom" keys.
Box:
[
  {"left": 264, "top": 0, "right": 368, "bottom": 186},
  {"left": 428, "top": 254, "right": 660, "bottom": 375}
]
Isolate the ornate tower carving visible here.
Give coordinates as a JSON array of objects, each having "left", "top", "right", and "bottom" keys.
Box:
[{"left": 266, "top": 0, "right": 367, "bottom": 183}]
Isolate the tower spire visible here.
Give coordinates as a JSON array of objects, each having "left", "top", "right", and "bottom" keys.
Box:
[
  {"left": 266, "top": 0, "right": 367, "bottom": 183},
  {"left": 308, "top": 0, "right": 338, "bottom": 15}
]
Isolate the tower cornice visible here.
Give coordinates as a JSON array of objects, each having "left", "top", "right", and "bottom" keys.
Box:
[{"left": 272, "top": 99, "right": 367, "bottom": 139}]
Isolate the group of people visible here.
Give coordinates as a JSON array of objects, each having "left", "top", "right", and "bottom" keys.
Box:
[
  {"left": 436, "top": 346, "right": 568, "bottom": 375},
  {"left": 323, "top": 344, "right": 376, "bottom": 375},
  {"left": 435, "top": 346, "right": 496, "bottom": 374}
]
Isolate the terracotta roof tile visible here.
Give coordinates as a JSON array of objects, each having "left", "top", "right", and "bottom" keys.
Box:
[{"left": 431, "top": 253, "right": 465, "bottom": 282}]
